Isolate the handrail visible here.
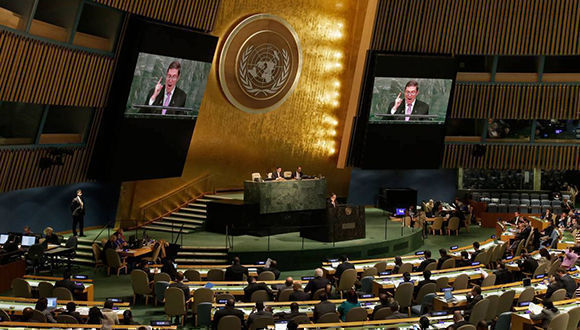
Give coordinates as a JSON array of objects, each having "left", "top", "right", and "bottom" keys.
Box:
[{"left": 139, "top": 174, "right": 214, "bottom": 223}]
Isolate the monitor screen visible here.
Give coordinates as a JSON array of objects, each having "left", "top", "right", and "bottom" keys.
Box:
[
  {"left": 124, "top": 52, "right": 211, "bottom": 119},
  {"left": 369, "top": 77, "right": 452, "bottom": 124},
  {"left": 0, "top": 234, "right": 8, "bottom": 244},
  {"left": 395, "top": 208, "right": 406, "bottom": 216},
  {"left": 21, "top": 235, "right": 36, "bottom": 247},
  {"left": 275, "top": 321, "right": 288, "bottom": 330},
  {"left": 444, "top": 289, "right": 454, "bottom": 300},
  {"left": 47, "top": 298, "right": 57, "bottom": 309}
]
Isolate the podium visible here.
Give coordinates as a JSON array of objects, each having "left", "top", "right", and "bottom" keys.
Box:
[{"left": 300, "top": 205, "right": 365, "bottom": 242}]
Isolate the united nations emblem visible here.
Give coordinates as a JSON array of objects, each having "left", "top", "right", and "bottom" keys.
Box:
[{"left": 218, "top": 14, "right": 302, "bottom": 114}]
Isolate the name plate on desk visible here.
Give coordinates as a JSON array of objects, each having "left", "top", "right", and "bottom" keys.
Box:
[{"left": 244, "top": 178, "right": 327, "bottom": 214}]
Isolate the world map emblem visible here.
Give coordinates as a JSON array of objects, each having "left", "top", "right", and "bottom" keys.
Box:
[{"left": 218, "top": 14, "right": 302, "bottom": 114}]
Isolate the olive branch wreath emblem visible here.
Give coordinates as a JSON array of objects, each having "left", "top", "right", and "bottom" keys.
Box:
[{"left": 238, "top": 45, "right": 290, "bottom": 96}]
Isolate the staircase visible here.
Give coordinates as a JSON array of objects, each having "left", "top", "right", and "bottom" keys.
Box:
[
  {"left": 141, "top": 194, "right": 233, "bottom": 234},
  {"left": 175, "top": 246, "right": 229, "bottom": 265},
  {"left": 70, "top": 237, "right": 97, "bottom": 266}
]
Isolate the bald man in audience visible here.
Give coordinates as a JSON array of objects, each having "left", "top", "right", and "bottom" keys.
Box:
[
  {"left": 452, "top": 310, "right": 469, "bottom": 328},
  {"left": 276, "top": 277, "right": 294, "bottom": 300},
  {"left": 289, "top": 282, "right": 310, "bottom": 301},
  {"left": 304, "top": 268, "right": 331, "bottom": 295}
]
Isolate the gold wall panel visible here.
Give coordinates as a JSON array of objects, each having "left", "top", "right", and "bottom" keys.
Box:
[
  {"left": 94, "top": 0, "right": 220, "bottom": 32},
  {"left": 450, "top": 83, "right": 580, "bottom": 119},
  {"left": 117, "top": 0, "right": 372, "bottom": 221},
  {"left": 442, "top": 144, "right": 580, "bottom": 170},
  {"left": 372, "top": 0, "right": 580, "bottom": 55}
]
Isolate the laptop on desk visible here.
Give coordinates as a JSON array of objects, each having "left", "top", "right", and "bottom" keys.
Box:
[
  {"left": 442, "top": 287, "right": 456, "bottom": 302},
  {"left": 0, "top": 234, "right": 8, "bottom": 245},
  {"left": 20, "top": 235, "right": 36, "bottom": 248}
]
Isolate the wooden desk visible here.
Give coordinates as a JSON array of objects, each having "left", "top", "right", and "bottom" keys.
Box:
[
  {"left": 212, "top": 297, "right": 380, "bottom": 319},
  {"left": 117, "top": 246, "right": 153, "bottom": 258},
  {"left": 511, "top": 298, "right": 580, "bottom": 330},
  {"left": 23, "top": 276, "right": 94, "bottom": 301},
  {"left": 297, "top": 314, "right": 455, "bottom": 329},
  {"left": 0, "top": 296, "right": 128, "bottom": 318},
  {"left": 432, "top": 279, "right": 548, "bottom": 310},
  {"left": 0, "top": 259, "right": 25, "bottom": 292},
  {"left": 186, "top": 280, "right": 293, "bottom": 296},
  {"left": 372, "top": 265, "right": 485, "bottom": 295},
  {"left": 0, "top": 321, "right": 175, "bottom": 329},
  {"left": 149, "top": 264, "right": 260, "bottom": 278}
]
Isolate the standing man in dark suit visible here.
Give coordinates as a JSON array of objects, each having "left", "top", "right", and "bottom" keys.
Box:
[
  {"left": 143, "top": 61, "right": 187, "bottom": 115},
  {"left": 327, "top": 193, "right": 338, "bottom": 208},
  {"left": 313, "top": 293, "right": 336, "bottom": 322},
  {"left": 70, "top": 189, "right": 85, "bottom": 237},
  {"left": 225, "top": 257, "right": 249, "bottom": 281},
  {"left": 212, "top": 298, "right": 245, "bottom": 330},
  {"left": 388, "top": 80, "right": 429, "bottom": 121}
]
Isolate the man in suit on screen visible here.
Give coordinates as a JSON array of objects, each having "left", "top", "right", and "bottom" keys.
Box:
[
  {"left": 143, "top": 61, "right": 187, "bottom": 115},
  {"left": 388, "top": 80, "right": 429, "bottom": 121}
]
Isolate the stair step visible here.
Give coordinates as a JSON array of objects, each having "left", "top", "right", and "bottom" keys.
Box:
[
  {"left": 171, "top": 212, "right": 207, "bottom": 219},
  {"left": 181, "top": 246, "right": 229, "bottom": 251},
  {"left": 178, "top": 252, "right": 228, "bottom": 257},
  {"left": 152, "top": 221, "right": 201, "bottom": 230},
  {"left": 71, "top": 257, "right": 95, "bottom": 265},
  {"left": 142, "top": 225, "right": 192, "bottom": 234},
  {"left": 204, "top": 195, "right": 233, "bottom": 200},
  {"left": 175, "top": 258, "right": 228, "bottom": 264},
  {"left": 180, "top": 207, "right": 207, "bottom": 214},
  {"left": 196, "top": 198, "right": 213, "bottom": 203},
  {"left": 188, "top": 203, "right": 207, "bottom": 208},
  {"left": 161, "top": 217, "right": 205, "bottom": 225},
  {"left": 76, "top": 251, "right": 93, "bottom": 257}
]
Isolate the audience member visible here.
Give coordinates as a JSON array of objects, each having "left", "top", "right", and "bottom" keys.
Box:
[
  {"left": 34, "top": 297, "right": 56, "bottom": 323},
  {"left": 61, "top": 302, "right": 81, "bottom": 323},
  {"left": 313, "top": 293, "right": 336, "bottom": 322},
  {"left": 103, "top": 234, "right": 119, "bottom": 251},
  {"left": 476, "top": 320, "right": 488, "bottom": 330},
  {"left": 289, "top": 282, "right": 310, "bottom": 301},
  {"left": 562, "top": 246, "right": 579, "bottom": 270},
  {"left": 337, "top": 290, "right": 360, "bottom": 321},
  {"left": 437, "top": 248, "right": 451, "bottom": 270},
  {"left": 225, "top": 257, "right": 249, "bottom": 281},
  {"left": 384, "top": 301, "right": 407, "bottom": 319},
  {"left": 371, "top": 293, "right": 392, "bottom": 320},
  {"left": 212, "top": 298, "right": 245, "bottom": 330},
  {"left": 275, "top": 277, "right": 294, "bottom": 299},
  {"left": 246, "top": 301, "right": 273, "bottom": 329},
  {"left": 470, "top": 241, "right": 482, "bottom": 262},
  {"left": 416, "top": 250, "right": 436, "bottom": 272},
  {"left": 258, "top": 260, "right": 281, "bottom": 280},
  {"left": 452, "top": 310, "right": 468, "bottom": 328},
  {"left": 464, "top": 285, "right": 482, "bottom": 318},
  {"left": 21, "top": 307, "right": 33, "bottom": 322},
  {"left": 415, "top": 270, "right": 436, "bottom": 298},
  {"left": 304, "top": 268, "right": 330, "bottom": 294},
  {"left": 393, "top": 256, "right": 403, "bottom": 274},
  {"left": 23, "top": 226, "right": 33, "bottom": 235},
  {"left": 402, "top": 272, "right": 412, "bottom": 283},
  {"left": 43, "top": 227, "right": 60, "bottom": 245},
  {"left": 518, "top": 249, "right": 539, "bottom": 274},
  {"left": 102, "top": 300, "right": 120, "bottom": 325},
  {"left": 334, "top": 255, "right": 355, "bottom": 284},
  {"left": 494, "top": 262, "right": 514, "bottom": 285},
  {"left": 243, "top": 276, "right": 274, "bottom": 302},
  {"left": 458, "top": 251, "right": 471, "bottom": 267},
  {"left": 55, "top": 271, "right": 85, "bottom": 300},
  {"left": 86, "top": 306, "right": 105, "bottom": 325},
  {"left": 169, "top": 272, "right": 191, "bottom": 302},
  {"left": 114, "top": 228, "right": 128, "bottom": 247},
  {"left": 274, "top": 302, "right": 307, "bottom": 321},
  {"left": 557, "top": 268, "right": 577, "bottom": 298},
  {"left": 121, "top": 310, "right": 140, "bottom": 325},
  {"left": 530, "top": 300, "right": 559, "bottom": 328},
  {"left": 419, "top": 316, "right": 430, "bottom": 330},
  {"left": 160, "top": 258, "right": 179, "bottom": 281}
]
